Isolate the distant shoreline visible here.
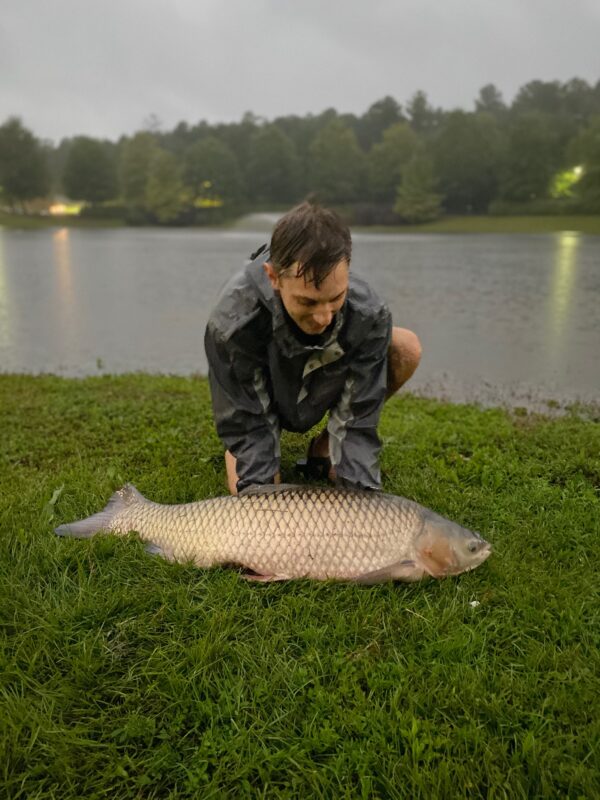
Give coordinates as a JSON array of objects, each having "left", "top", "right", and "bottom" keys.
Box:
[
  {"left": 2, "top": 210, "right": 600, "bottom": 235},
  {"left": 352, "top": 214, "right": 600, "bottom": 235}
]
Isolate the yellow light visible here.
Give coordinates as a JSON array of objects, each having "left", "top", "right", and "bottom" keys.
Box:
[
  {"left": 550, "top": 166, "right": 584, "bottom": 199},
  {"left": 49, "top": 203, "right": 83, "bottom": 216},
  {"left": 193, "top": 197, "right": 223, "bottom": 208}
]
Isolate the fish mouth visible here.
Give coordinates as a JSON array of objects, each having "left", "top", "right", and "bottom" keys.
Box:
[
  {"left": 467, "top": 542, "right": 492, "bottom": 570},
  {"left": 442, "top": 542, "right": 492, "bottom": 576}
]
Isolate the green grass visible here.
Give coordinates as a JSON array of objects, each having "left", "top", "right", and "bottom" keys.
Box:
[
  {"left": 1, "top": 374, "right": 598, "bottom": 798},
  {"left": 355, "top": 214, "right": 600, "bottom": 235},
  {"left": 0, "top": 211, "right": 125, "bottom": 230}
]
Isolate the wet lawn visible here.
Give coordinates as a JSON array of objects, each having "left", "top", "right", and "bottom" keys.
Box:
[{"left": 1, "top": 374, "right": 598, "bottom": 798}]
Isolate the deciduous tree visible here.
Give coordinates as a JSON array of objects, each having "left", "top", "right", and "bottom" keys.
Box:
[
  {"left": 500, "top": 113, "right": 560, "bottom": 202},
  {"left": 0, "top": 117, "right": 49, "bottom": 210},
  {"left": 308, "top": 120, "right": 365, "bottom": 203},
  {"left": 568, "top": 115, "right": 600, "bottom": 211},
  {"left": 145, "top": 149, "right": 186, "bottom": 223},
  {"left": 432, "top": 111, "right": 505, "bottom": 212},
  {"left": 62, "top": 137, "right": 117, "bottom": 203},
  {"left": 367, "top": 123, "right": 418, "bottom": 203},
  {"left": 246, "top": 125, "right": 301, "bottom": 203},
  {"left": 511, "top": 80, "right": 564, "bottom": 117},
  {"left": 182, "top": 136, "right": 243, "bottom": 205},
  {"left": 119, "top": 132, "right": 158, "bottom": 206},
  {"left": 394, "top": 154, "right": 443, "bottom": 223}
]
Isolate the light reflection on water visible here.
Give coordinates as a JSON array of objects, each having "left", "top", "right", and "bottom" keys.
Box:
[
  {"left": 547, "top": 231, "right": 579, "bottom": 362},
  {"left": 0, "top": 226, "right": 598, "bottom": 408},
  {"left": 53, "top": 228, "right": 72, "bottom": 300},
  {"left": 52, "top": 228, "right": 78, "bottom": 355},
  {"left": 0, "top": 229, "right": 12, "bottom": 350}
]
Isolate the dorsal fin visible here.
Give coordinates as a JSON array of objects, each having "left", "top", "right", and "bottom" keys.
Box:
[
  {"left": 115, "top": 483, "right": 147, "bottom": 506},
  {"left": 238, "top": 483, "right": 308, "bottom": 497}
]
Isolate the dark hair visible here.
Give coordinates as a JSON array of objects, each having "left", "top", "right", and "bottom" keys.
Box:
[{"left": 269, "top": 201, "right": 352, "bottom": 288}]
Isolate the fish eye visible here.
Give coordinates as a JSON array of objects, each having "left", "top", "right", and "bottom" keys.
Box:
[{"left": 468, "top": 541, "right": 479, "bottom": 553}]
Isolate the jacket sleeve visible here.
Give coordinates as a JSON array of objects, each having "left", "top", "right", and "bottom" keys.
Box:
[
  {"left": 327, "top": 307, "right": 392, "bottom": 490},
  {"left": 204, "top": 322, "right": 280, "bottom": 492}
]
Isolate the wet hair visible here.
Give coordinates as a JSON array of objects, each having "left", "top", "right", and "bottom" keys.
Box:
[{"left": 269, "top": 201, "right": 352, "bottom": 288}]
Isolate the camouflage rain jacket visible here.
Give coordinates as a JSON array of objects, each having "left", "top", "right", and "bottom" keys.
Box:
[{"left": 204, "top": 245, "right": 392, "bottom": 492}]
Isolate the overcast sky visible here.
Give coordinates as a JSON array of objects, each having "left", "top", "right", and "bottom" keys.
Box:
[{"left": 2, "top": 0, "right": 599, "bottom": 143}]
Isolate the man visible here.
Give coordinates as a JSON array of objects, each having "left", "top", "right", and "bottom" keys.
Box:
[{"left": 205, "top": 202, "right": 421, "bottom": 495}]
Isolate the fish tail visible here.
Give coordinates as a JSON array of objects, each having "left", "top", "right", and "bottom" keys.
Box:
[{"left": 54, "top": 484, "right": 147, "bottom": 538}]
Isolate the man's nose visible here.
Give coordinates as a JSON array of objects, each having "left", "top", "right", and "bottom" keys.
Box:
[{"left": 313, "top": 309, "right": 333, "bottom": 327}]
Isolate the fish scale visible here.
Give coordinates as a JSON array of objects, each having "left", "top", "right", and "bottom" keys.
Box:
[{"left": 55, "top": 483, "right": 492, "bottom": 583}]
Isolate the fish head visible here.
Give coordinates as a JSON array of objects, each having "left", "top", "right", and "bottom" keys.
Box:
[{"left": 414, "top": 510, "right": 492, "bottom": 578}]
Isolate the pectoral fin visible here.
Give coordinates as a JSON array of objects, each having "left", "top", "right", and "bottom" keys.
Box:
[
  {"left": 241, "top": 572, "right": 290, "bottom": 583},
  {"left": 419, "top": 537, "right": 458, "bottom": 578},
  {"left": 353, "top": 559, "right": 425, "bottom": 585},
  {"left": 144, "top": 542, "right": 166, "bottom": 557}
]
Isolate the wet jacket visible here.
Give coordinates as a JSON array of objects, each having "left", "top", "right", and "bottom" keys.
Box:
[{"left": 204, "top": 245, "right": 392, "bottom": 492}]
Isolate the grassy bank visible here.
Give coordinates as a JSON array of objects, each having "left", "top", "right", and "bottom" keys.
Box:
[
  {"left": 1, "top": 374, "right": 598, "bottom": 798},
  {"left": 0, "top": 211, "right": 125, "bottom": 230},
  {"left": 355, "top": 214, "right": 600, "bottom": 235},
  {"left": 2, "top": 208, "right": 600, "bottom": 234}
]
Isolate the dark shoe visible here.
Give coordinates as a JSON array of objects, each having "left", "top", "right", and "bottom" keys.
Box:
[{"left": 295, "top": 435, "right": 332, "bottom": 480}]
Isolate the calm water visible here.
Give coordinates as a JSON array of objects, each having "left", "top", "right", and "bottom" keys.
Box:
[{"left": 1, "top": 223, "right": 599, "bottom": 409}]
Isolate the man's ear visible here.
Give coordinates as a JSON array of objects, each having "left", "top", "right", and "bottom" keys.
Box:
[{"left": 263, "top": 261, "right": 280, "bottom": 290}]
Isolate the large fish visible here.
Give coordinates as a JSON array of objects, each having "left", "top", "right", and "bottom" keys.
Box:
[{"left": 55, "top": 484, "right": 491, "bottom": 583}]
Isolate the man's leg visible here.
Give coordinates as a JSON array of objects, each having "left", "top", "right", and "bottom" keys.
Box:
[
  {"left": 225, "top": 450, "right": 239, "bottom": 495},
  {"left": 385, "top": 326, "right": 422, "bottom": 399},
  {"left": 225, "top": 450, "right": 281, "bottom": 496},
  {"left": 310, "top": 326, "right": 422, "bottom": 458}
]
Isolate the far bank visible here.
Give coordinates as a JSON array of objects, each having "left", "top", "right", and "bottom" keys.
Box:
[{"left": 2, "top": 209, "right": 600, "bottom": 235}]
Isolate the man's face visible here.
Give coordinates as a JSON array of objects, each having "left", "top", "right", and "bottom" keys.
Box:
[{"left": 264, "top": 259, "right": 349, "bottom": 335}]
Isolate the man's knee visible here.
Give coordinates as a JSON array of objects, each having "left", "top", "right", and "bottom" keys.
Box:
[{"left": 386, "top": 327, "right": 422, "bottom": 397}]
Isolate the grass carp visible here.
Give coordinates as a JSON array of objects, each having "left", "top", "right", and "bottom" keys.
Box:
[{"left": 55, "top": 483, "right": 491, "bottom": 583}]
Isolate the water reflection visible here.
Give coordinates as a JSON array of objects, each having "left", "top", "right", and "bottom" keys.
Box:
[
  {"left": 547, "top": 231, "right": 580, "bottom": 363},
  {"left": 551, "top": 231, "right": 579, "bottom": 331},
  {"left": 0, "top": 229, "right": 13, "bottom": 350},
  {"left": 52, "top": 227, "right": 78, "bottom": 354},
  {"left": 53, "top": 228, "right": 74, "bottom": 303}
]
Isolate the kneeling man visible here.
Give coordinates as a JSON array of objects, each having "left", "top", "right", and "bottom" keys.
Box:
[{"left": 204, "top": 202, "right": 421, "bottom": 494}]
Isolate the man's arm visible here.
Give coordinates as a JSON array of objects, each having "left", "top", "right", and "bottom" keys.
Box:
[
  {"left": 327, "top": 308, "right": 392, "bottom": 490},
  {"left": 205, "top": 324, "right": 280, "bottom": 492}
]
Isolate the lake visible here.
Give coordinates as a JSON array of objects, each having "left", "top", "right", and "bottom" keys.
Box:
[{"left": 1, "top": 221, "right": 599, "bottom": 410}]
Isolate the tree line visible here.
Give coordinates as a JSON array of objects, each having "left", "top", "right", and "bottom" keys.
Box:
[{"left": 1, "top": 78, "right": 600, "bottom": 225}]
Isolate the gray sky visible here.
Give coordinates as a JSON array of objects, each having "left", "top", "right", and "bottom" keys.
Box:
[{"left": 2, "top": 0, "right": 599, "bottom": 143}]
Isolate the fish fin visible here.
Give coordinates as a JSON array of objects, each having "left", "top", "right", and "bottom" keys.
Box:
[
  {"left": 144, "top": 542, "right": 165, "bottom": 557},
  {"left": 238, "top": 483, "right": 306, "bottom": 497},
  {"left": 353, "top": 559, "right": 425, "bottom": 585},
  {"left": 241, "top": 572, "right": 290, "bottom": 583},
  {"left": 54, "top": 484, "right": 148, "bottom": 538},
  {"left": 419, "top": 539, "right": 457, "bottom": 578}
]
